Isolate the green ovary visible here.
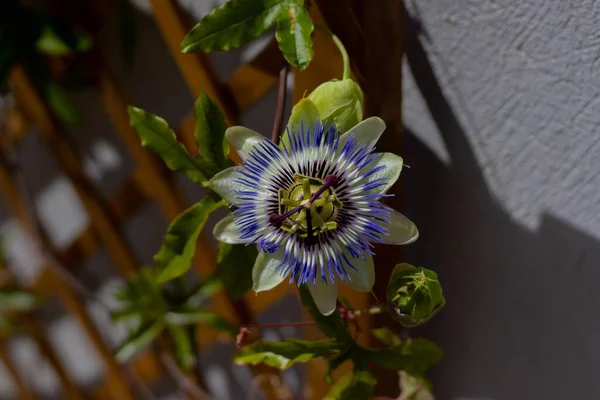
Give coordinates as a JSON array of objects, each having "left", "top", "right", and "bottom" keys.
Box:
[{"left": 278, "top": 175, "right": 341, "bottom": 237}]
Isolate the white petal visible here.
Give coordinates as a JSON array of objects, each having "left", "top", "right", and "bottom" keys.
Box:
[
  {"left": 343, "top": 253, "right": 375, "bottom": 292},
  {"left": 226, "top": 126, "right": 267, "bottom": 161},
  {"left": 381, "top": 210, "right": 419, "bottom": 245},
  {"left": 252, "top": 248, "right": 288, "bottom": 292},
  {"left": 362, "top": 152, "right": 403, "bottom": 194},
  {"left": 338, "top": 117, "right": 386, "bottom": 151},
  {"left": 209, "top": 167, "right": 243, "bottom": 204},
  {"left": 307, "top": 278, "right": 338, "bottom": 315},
  {"left": 213, "top": 215, "right": 249, "bottom": 244}
]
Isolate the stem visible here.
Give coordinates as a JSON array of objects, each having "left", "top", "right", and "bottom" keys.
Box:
[
  {"left": 187, "top": 325, "right": 205, "bottom": 393},
  {"left": 315, "top": 25, "right": 351, "bottom": 80},
  {"left": 271, "top": 64, "right": 289, "bottom": 144}
]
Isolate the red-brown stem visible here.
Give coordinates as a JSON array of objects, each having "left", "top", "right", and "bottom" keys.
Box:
[
  {"left": 271, "top": 64, "right": 289, "bottom": 144},
  {"left": 242, "top": 321, "right": 317, "bottom": 330}
]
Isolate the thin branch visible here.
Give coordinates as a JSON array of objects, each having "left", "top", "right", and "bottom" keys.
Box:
[
  {"left": 160, "top": 351, "right": 211, "bottom": 400},
  {"left": 271, "top": 64, "right": 289, "bottom": 144}
]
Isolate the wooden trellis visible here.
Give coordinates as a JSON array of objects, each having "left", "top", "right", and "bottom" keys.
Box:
[{"left": 0, "top": 0, "right": 402, "bottom": 397}]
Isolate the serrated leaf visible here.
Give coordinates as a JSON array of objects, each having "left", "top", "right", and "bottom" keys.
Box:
[
  {"left": 399, "top": 371, "right": 435, "bottom": 400},
  {"left": 115, "top": 319, "right": 165, "bottom": 363},
  {"left": 275, "top": 3, "right": 313, "bottom": 69},
  {"left": 324, "top": 361, "right": 377, "bottom": 400},
  {"left": 181, "top": 0, "right": 295, "bottom": 53},
  {"left": 194, "top": 91, "right": 230, "bottom": 168},
  {"left": 0, "top": 288, "right": 43, "bottom": 311},
  {"left": 165, "top": 308, "right": 237, "bottom": 336},
  {"left": 128, "top": 106, "right": 215, "bottom": 185},
  {"left": 371, "top": 327, "right": 402, "bottom": 347},
  {"left": 299, "top": 285, "right": 352, "bottom": 342},
  {"left": 217, "top": 242, "right": 256, "bottom": 299},
  {"left": 154, "top": 195, "right": 226, "bottom": 283},
  {"left": 183, "top": 276, "right": 224, "bottom": 307},
  {"left": 308, "top": 79, "right": 363, "bottom": 133},
  {"left": 167, "top": 325, "right": 195, "bottom": 370},
  {"left": 367, "top": 338, "right": 442, "bottom": 376},
  {"left": 235, "top": 339, "right": 343, "bottom": 369}
]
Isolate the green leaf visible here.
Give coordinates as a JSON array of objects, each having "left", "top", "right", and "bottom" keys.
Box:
[
  {"left": 35, "top": 24, "right": 92, "bottom": 55},
  {"left": 183, "top": 276, "right": 224, "bottom": 307},
  {"left": 128, "top": 106, "right": 215, "bottom": 185},
  {"left": 181, "top": 0, "right": 295, "bottom": 53},
  {"left": 116, "top": 267, "right": 165, "bottom": 310},
  {"left": 399, "top": 371, "right": 434, "bottom": 400},
  {"left": 371, "top": 327, "right": 402, "bottom": 347},
  {"left": 44, "top": 81, "right": 79, "bottom": 126},
  {"left": 387, "top": 264, "right": 445, "bottom": 327},
  {"left": 367, "top": 338, "right": 442, "bottom": 376},
  {"left": 235, "top": 339, "right": 343, "bottom": 369},
  {"left": 154, "top": 195, "right": 226, "bottom": 283},
  {"left": 0, "top": 288, "right": 43, "bottom": 311},
  {"left": 324, "top": 361, "right": 377, "bottom": 400},
  {"left": 308, "top": 79, "right": 363, "bottom": 133},
  {"left": 280, "top": 98, "right": 320, "bottom": 148},
  {"left": 217, "top": 242, "right": 257, "bottom": 299},
  {"left": 165, "top": 308, "right": 237, "bottom": 336},
  {"left": 167, "top": 325, "right": 195, "bottom": 370},
  {"left": 299, "top": 285, "right": 352, "bottom": 342},
  {"left": 111, "top": 308, "right": 138, "bottom": 322},
  {"left": 115, "top": 319, "right": 165, "bottom": 363},
  {"left": 194, "top": 91, "right": 231, "bottom": 169},
  {"left": 275, "top": 3, "right": 314, "bottom": 69}
]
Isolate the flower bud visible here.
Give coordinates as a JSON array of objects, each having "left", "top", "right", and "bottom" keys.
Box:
[
  {"left": 387, "top": 263, "right": 444, "bottom": 327},
  {"left": 308, "top": 79, "right": 363, "bottom": 133}
]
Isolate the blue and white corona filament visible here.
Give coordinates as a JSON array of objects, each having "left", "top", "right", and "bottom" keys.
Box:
[{"left": 211, "top": 117, "right": 418, "bottom": 315}]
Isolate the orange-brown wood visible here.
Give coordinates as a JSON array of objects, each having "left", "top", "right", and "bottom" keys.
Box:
[
  {"left": 227, "top": 39, "right": 283, "bottom": 111},
  {"left": 27, "top": 318, "right": 85, "bottom": 399},
  {"left": 0, "top": 148, "right": 135, "bottom": 399},
  {"left": 148, "top": 0, "right": 238, "bottom": 125},
  {"left": 0, "top": 342, "right": 35, "bottom": 399},
  {"left": 10, "top": 66, "right": 138, "bottom": 276},
  {"left": 52, "top": 274, "right": 136, "bottom": 399}
]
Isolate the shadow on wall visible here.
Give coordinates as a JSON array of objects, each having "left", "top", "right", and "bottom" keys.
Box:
[{"left": 403, "top": 10, "right": 600, "bottom": 400}]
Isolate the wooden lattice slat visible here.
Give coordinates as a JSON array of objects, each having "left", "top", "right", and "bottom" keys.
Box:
[{"left": 0, "top": 340, "right": 35, "bottom": 399}]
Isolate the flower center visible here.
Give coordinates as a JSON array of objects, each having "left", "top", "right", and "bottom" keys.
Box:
[{"left": 269, "top": 174, "right": 342, "bottom": 242}]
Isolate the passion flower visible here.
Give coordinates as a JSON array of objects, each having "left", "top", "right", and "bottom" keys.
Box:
[{"left": 211, "top": 117, "right": 418, "bottom": 315}]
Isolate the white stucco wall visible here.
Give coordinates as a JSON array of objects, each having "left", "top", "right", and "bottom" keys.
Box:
[{"left": 403, "top": 1, "right": 600, "bottom": 399}]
